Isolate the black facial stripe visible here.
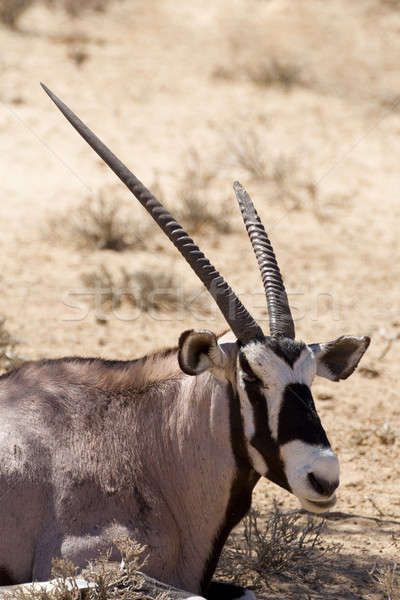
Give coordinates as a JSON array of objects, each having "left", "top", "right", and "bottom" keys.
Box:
[
  {"left": 239, "top": 352, "right": 260, "bottom": 382},
  {"left": 278, "top": 383, "right": 330, "bottom": 447},
  {"left": 201, "top": 382, "right": 259, "bottom": 592},
  {"left": 268, "top": 337, "right": 306, "bottom": 367},
  {"left": 243, "top": 378, "right": 291, "bottom": 493},
  {"left": 227, "top": 381, "right": 253, "bottom": 469}
]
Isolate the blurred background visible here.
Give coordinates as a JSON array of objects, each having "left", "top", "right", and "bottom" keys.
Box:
[{"left": 1, "top": 1, "right": 400, "bottom": 597}]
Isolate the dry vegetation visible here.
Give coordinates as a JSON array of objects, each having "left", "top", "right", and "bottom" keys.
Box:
[
  {"left": 3, "top": 539, "right": 169, "bottom": 600},
  {"left": 177, "top": 188, "right": 234, "bottom": 235},
  {"left": 0, "top": 0, "right": 113, "bottom": 29},
  {"left": 81, "top": 265, "right": 184, "bottom": 314},
  {"left": 0, "top": 319, "right": 25, "bottom": 374},
  {"left": 370, "top": 562, "right": 400, "bottom": 600},
  {"left": 247, "top": 58, "right": 306, "bottom": 91},
  {"left": 54, "top": 187, "right": 151, "bottom": 252},
  {"left": 221, "top": 504, "right": 340, "bottom": 582},
  {"left": 2, "top": 0, "right": 400, "bottom": 598}
]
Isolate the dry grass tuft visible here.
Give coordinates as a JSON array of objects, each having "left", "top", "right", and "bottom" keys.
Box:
[
  {"left": 0, "top": 0, "right": 33, "bottom": 29},
  {"left": 124, "top": 269, "right": 182, "bottom": 313},
  {"left": 4, "top": 538, "right": 168, "bottom": 600},
  {"left": 228, "top": 130, "right": 267, "bottom": 180},
  {"left": 65, "top": 188, "right": 150, "bottom": 252},
  {"left": 57, "top": 0, "right": 110, "bottom": 18},
  {"left": 370, "top": 561, "right": 400, "bottom": 600},
  {"left": 227, "top": 130, "right": 321, "bottom": 213},
  {"left": 0, "top": 0, "right": 113, "bottom": 29},
  {"left": 177, "top": 188, "right": 233, "bottom": 235},
  {"left": 376, "top": 422, "right": 396, "bottom": 446},
  {"left": 248, "top": 58, "right": 305, "bottom": 91},
  {"left": 81, "top": 266, "right": 183, "bottom": 314},
  {"left": 173, "top": 146, "right": 234, "bottom": 235},
  {"left": 0, "top": 318, "right": 25, "bottom": 374},
  {"left": 382, "top": 0, "right": 400, "bottom": 9},
  {"left": 219, "top": 503, "right": 341, "bottom": 586},
  {"left": 67, "top": 46, "right": 89, "bottom": 67}
]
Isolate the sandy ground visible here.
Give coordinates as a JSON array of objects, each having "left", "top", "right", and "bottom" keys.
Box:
[{"left": 1, "top": 0, "right": 400, "bottom": 598}]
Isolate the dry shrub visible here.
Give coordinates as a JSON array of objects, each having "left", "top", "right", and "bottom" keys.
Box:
[
  {"left": 69, "top": 189, "right": 150, "bottom": 252},
  {"left": 4, "top": 558, "right": 80, "bottom": 600},
  {"left": 58, "top": 0, "right": 110, "bottom": 17},
  {"left": 227, "top": 130, "right": 320, "bottom": 212},
  {"left": 81, "top": 266, "right": 182, "bottom": 313},
  {"left": 0, "top": 0, "right": 34, "bottom": 29},
  {"left": 45, "top": 0, "right": 114, "bottom": 18},
  {"left": 0, "top": 318, "right": 25, "bottom": 374},
  {"left": 370, "top": 562, "right": 400, "bottom": 600},
  {"left": 0, "top": 0, "right": 114, "bottom": 29},
  {"left": 228, "top": 130, "right": 267, "bottom": 180},
  {"left": 81, "top": 538, "right": 155, "bottom": 600},
  {"left": 81, "top": 264, "right": 211, "bottom": 318},
  {"left": 67, "top": 46, "right": 89, "bottom": 67},
  {"left": 381, "top": 0, "right": 400, "bottom": 8},
  {"left": 124, "top": 270, "right": 182, "bottom": 313},
  {"left": 164, "top": 146, "right": 234, "bottom": 235},
  {"left": 177, "top": 189, "right": 233, "bottom": 235},
  {"left": 248, "top": 58, "right": 305, "bottom": 91},
  {"left": 4, "top": 538, "right": 167, "bottom": 600},
  {"left": 220, "top": 503, "right": 340, "bottom": 585},
  {"left": 376, "top": 422, "right": 396, "bottom": 446}
]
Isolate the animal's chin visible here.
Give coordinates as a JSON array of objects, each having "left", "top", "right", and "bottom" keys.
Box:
[{"left": 298, "top": 493, "right": 337, "bottom": 514}]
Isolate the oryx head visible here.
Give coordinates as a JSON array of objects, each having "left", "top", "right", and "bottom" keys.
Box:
[
  {"left": 42, "top": 85, "right": 370, "bottom": 514},
  {"left": 177, "top": 185, "right": 369, "bottom": 513}
]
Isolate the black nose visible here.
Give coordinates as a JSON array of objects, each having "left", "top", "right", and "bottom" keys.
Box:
[{"left": 308, "top": 472, "right": 339, "bottom": 497}]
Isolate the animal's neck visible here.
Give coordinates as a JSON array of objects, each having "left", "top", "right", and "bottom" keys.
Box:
[{"left": 153, "top": 373, "right": 258, "bottom": 593}]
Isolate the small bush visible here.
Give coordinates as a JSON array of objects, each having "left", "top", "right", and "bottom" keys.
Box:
[
  {"left": 248, "top": 58, "right": 304, "bottom": 91},
  {"left": 4, "top": 538, "right": 168, "bottom": 600},
  {"left": 0, "top": 318, "right": 25, "bottom": 373},
  {"left": 228, "top": 130, "right": 267, "bottom": 180},
  {"left": 60, "top": 0, "right": 109, "bottom": 17},
  {"left": 81, "top": 266, "right": 182, "bottom": 313},
  {"left": 0, "top": 0, "right": 34, "bottom": 29},
  {"left": 177, "top": 188, "right": 233, "bottom": 235},
  {"left": 0, "top": 0, "right": 114, "bottom": 29},
  {"left": 124, "top": 269, "right": 182, "bottom": 313},
  {"left": 220, "top": 503, "right": 340, "bottom": 584},
  {"left": 370, "top": 562, "right": 400, "bottom": 600},
  {"left": 71, "top": 189, "right": 150, "bottom": 252},
  {"left": 67, "top": 46, "right": 89, "bottom": 67}
]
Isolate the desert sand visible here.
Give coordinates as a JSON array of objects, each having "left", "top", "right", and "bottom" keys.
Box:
[{"left": 1, "top": 1, "right": 400, "bottom": 598}]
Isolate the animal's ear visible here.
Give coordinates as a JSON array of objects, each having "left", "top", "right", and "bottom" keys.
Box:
[
  {"left": 178, "top": 330, "right": 227, "bottom": 376},
  {"left": 309, "top": 335, "right": 370, "bottom": 381}
]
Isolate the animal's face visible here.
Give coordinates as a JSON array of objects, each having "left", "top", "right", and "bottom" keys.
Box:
[
  {"left": 179, "top": 330, "right": 370, "bottom": 514},
  {"left": 237, "top": 338, "right": 337, "bottom": 513}
]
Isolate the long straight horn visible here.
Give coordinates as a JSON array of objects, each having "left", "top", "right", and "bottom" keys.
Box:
[
  {"left": 41, "top": 84, "right": 264, "bottom": 344},
  {"left": 233, "top": 181, "right": 295, "bottom": 339}
]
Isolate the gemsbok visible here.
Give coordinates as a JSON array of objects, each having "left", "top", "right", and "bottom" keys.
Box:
[{"left": 0, "top": 85, "right": 370, "bottom": 600}]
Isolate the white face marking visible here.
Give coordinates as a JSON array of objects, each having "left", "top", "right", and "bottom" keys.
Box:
[
  {"left": 280, "top": 440, "right": 339, "bottom": 513},
  {"left": 239, "top": 393, "right": 269, "bottom": 475},
  {"left": 236, "top": 340, "right": 339, "bottom": 513},
  {"left": 240, "top": 342, "right": 316, "bottom": 442}
]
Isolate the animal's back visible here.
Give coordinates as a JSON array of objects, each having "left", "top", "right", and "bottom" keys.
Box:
[{"left": 0, "top": 353, "right": 183, "bottom": 584}]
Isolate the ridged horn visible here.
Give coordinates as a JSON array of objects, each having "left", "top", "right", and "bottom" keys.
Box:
[
  {"left": 41, "top": 84, "right": 264, "bottom": 344},
  {"left": 233, "top": 181, "right": 295, "bottom": 339}
]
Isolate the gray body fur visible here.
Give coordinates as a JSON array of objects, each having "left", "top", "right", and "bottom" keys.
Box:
[{"left": 0, "top": 350, "right": 244, "bottom": 594}]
